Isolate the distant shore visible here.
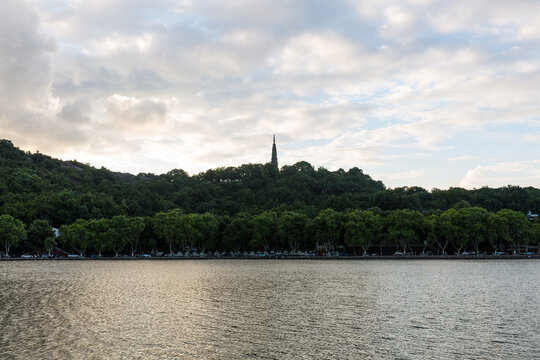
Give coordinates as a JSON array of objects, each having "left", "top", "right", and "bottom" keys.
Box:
[{"left": 2, "top": 255, "right": 539, "bottom": 261}]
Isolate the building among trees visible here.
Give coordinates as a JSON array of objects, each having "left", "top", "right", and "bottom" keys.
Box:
[{"left": 271, "top": 134, "right": 278, "bottom": 168}]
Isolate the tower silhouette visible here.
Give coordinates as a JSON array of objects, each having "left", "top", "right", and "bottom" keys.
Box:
[{"left": 271, "top": 134, "right": 278, "bottom": 168}]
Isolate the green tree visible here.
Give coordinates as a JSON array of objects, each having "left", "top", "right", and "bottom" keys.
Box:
[
  {"left": 28, "top": 219, "right": 54, "bottom": 251},
  {"left": 497, "top": 209, "right": 530, "bottom": 254},
  {"left": 0, "top": 214, "right": 26, "bottom": 256},
  {"left": 59, "top": 219, "right": 90, "bottom": 256},
  {"left": 198, "top": 213, "right": 219, "bottom": 252},
  {"left": 276, "top": 211, "right": 310, "bottom": 252},
  {"left": 434, "top": 209, "right": 460, "bottom": 255},
  {"left": 87, "top": 218, "right": 111, "bottom": 256},
  {"left": 486, "top": 212, "right": 505, "bottom": 253},
  {"left": 312, "top": 209, "right": 342, "bottom": 252},
  {"left": 111, "top": 215, "right": 132, "bottom": 256},
  {"left": 529, "top": 219, "right": 540, "bottom": 252},
  {"left": 458, "top": 207, "right": 489, "bottom": 254},
  {"left": 44, "top": 237, "right": 56, "bottom": 256},
  {"left": 423, "top": 214, "right": 438, "bottom": 254},
  {"left": 153, "top": 209, "right": 184, "bottom": 254},
  {"left": 250, "top": 211, "right": 278, "bottom": 251},
  {"left": 385, "top": 209, "right": 423, "bottom": 254},
  {"left": 344, "top": 210, "right": 380, "bottom": 255},
  {"left": 222, "top": 212, "right": 253, "bottom": 252},
  {"left": 182, "top": 213, "right": 218, "bottom": 252},
  {"left": 128, "top": 216, "right": 146, "bottom": 256}
]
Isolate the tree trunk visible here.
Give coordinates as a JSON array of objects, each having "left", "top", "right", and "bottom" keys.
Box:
[
  {"left": 132, "top": 237, "right": 139, "bottom": 257},
  {"left": 362, "top": 243, "right": 370, "bottom": 256}
]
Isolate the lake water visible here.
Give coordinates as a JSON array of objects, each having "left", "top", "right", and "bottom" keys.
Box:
[{"left": 0, "top": 260, "right": 538, "bottom": 359}]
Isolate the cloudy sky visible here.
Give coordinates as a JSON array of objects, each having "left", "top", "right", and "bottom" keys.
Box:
[{"left": 2, "top": 0, "right": 540, "bottom": 189}]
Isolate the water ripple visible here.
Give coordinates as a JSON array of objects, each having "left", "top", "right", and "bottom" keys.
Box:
[{"left": 0, "top": 260, "right": 539, "bottom": 359}]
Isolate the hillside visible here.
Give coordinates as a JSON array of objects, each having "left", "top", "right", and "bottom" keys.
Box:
[
  {"left": 0, "top": 139, "right": 385, "bottom": 227},
  {"left": 2, "top": 139, "right": 540, "bottom": 229}
]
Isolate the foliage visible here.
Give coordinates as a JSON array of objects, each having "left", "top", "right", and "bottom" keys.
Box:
[
  {"left": 27, "top": 219, "right": 54, "bottom": 251},
  {"left": 344, "top": 210, "right": 380, "bottom": 255},
  {"left": 0, "top": 214, "right": 26, "bottom": 255},
  {"left": 1, "top": 139, "right": 540, "bottom": 256},
  {"left": 385, "top": 209, "right": 423, "bottom": 253},
  {"left": 153, "top": 209, "right": 184, "bottom": 254}
]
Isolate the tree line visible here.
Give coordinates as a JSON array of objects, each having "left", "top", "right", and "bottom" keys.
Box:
[
  {"left": 1, "top": 138, "right": 540, "bottom": 257},
  {"left": 2, "top": 206, "right": 538, "bottom": 257},
  {"left": 3, "top": 139, "right": 540, "bottom": 231}
]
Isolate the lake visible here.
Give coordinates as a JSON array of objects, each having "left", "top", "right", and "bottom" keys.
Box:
[{"left": 0, "top": 260, "right": 539, "bottom": 359}]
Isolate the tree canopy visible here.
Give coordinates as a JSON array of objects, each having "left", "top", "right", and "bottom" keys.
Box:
[{"left": 1, "top": 139, "right": 539, "bottom": 257}]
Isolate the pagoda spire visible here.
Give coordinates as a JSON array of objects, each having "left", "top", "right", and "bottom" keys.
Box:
[{"left": 271, "top": 134, "right": 278, "bottom": 168}]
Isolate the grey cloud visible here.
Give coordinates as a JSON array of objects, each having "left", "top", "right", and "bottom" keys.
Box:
[
  {"left": 4, "top": 0, "right": 539, "bottom": 187},
  {"left": 0, "top": 0, "right": 55, "bottom": 103},
  {"left": 57, "top": 99, "right": 92, "bottom": 124},
  {"left": 128, "top": 69, "right": 172, "bottom": 91},
  {"left": 106, "top": 94, "right": 168, "bottom": 127}
]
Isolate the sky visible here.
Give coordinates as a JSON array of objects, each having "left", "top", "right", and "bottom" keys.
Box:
[{"left": 1, "top": 0, "right": 540, "bottom": 189}]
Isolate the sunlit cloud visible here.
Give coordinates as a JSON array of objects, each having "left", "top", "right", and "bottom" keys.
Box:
[
  {"left": 1, "top": 0, "right": 539, "bottom": 187},
  {"left": 460, "top": 161, "right": 540, "bottom": 189}
]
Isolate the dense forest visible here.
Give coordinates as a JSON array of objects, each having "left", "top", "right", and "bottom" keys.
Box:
[{"left": 1, "top": 138, "right": 539, "bottom": 257}]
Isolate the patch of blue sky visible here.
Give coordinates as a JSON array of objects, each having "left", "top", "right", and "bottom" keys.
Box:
[
  {"left": 334, "top": 23, "right": 382, "bottom": 49},
  {"left": 55, "top": 42, "right": 86, "bottom": 55},
  {"left": 268, "top": 90, "right": 330, "bottom": 105},
  {"left": 439, "top": 124, "right": 537, "bottom": 163},
  {"left": 346, "top": 87, "right": 395, "bottom": 104},
  {"left": 359, "top": 116, "right": 387, "bottom": 131},
  {"left": 421, "top": 100, "right": 453, "bottom": 111},
  {"left": 388, "top": 136, "right": 419, "bottom": 148},
  {"left": 410, "top": 28, "right": 519, "bottom": 55},
  {"left": 489, "top": 121, "right": 540, "bottom": 132}
]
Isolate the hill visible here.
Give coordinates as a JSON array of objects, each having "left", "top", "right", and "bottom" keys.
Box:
[
  {"left": 0, "top": 139, "right": 385, "bottom": 227},
  {"left": 2, "top": 139, "right": 540, "bottom": 257},
  {"left": 2, "top": 139, "right": 540, "bottom": 230}
]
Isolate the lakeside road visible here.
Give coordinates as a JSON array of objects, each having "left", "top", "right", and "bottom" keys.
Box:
[{"left": 1, "top": 255, "right": 539, "bottom": 261}]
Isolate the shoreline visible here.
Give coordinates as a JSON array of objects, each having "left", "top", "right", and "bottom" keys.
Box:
[{"left": 1, "top": 255, "right": 539, "bottom": 261}]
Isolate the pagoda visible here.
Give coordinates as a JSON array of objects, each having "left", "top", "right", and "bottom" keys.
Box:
[{"left": 271, "top": 134, "right": 278, "bottom": 168}]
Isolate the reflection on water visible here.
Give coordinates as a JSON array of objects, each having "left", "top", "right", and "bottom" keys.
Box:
[{"left": 0, "top": 260, "right": 539, "bottom": 359}]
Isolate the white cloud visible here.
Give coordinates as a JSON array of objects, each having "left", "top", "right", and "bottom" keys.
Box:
[
  {"left": 374, "top": 170, "right": 429, "bottom": 186},
  {"left": 106, "top": 94, "right": 168, "bottom": 127},
  {"left": 2, "top": 0, "right": 539, "bottom": 188},
  {"left": 460, "top": 161, "right": 540, "bottom": 189},
  {"left": 522, "top": 133, "right": 540, "bottom": 143},
  {"left": 447, "top": 155, "right": 476, "bottom": 162}
]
